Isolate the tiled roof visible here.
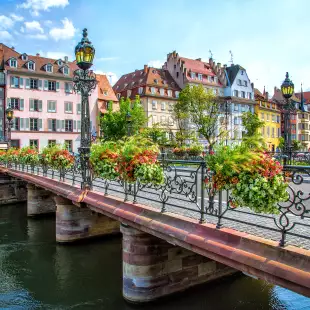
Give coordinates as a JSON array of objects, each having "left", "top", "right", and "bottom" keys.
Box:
[
  {"left": 96, "top": 74, "right": 118, "bottom": 102},
  {"left": 226, "top": 64, "right": 245, "bottom": 85},
  {"left": 0, "top": 43, "right": 78, "bottom": 78},
  {"left": 272, "top": 87, "right": 300, "bottom": 103},
  {"left": 113, "top": 66, "right": 181, "bottom": 100},
  {"left": 296, "top": 91, "right": 310, "bottom": 103}
]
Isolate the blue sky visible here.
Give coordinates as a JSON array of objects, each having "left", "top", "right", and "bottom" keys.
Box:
[{"left": 1, "top": 0, "right": 309, "bottom": 93}]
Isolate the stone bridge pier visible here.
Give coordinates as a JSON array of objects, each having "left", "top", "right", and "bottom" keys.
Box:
[{"left": 0, "top": 174, "right": 27, "bottom": 205}]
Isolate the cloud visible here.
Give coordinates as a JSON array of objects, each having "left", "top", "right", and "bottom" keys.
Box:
[
  {"left": 44, "top": 20, "right": 53, "bottom": 27},
  {"left": 27, "top": 33, "right": 48, "bottom": 40},
  {"left": 95, "top": 70, "right": 118, "bottom": 86},
  {"left": 20, "top": 26, "right": 25, "bottom": 33},
  {"left": 24, "top": 20, "right": 44, "bottom": 33},
  {"left": 49, "top": 18, "right": 76, "bottom": 41},
  {"left": 10, "top": 14, "right": 24, "bottom": 22},
  {"left": 18, "top": 0, "right": 69, "bottom": 16},
  {"left": 0, "top": 16, "right": 14, "bottom": 29},
  {"left": 0, "top": 30, "right": 14, "bottom": 42},
  {"left": 39, "top": 51, "right": 71, "bottom": 60},
  {"left": 97, "top": 57, "right": 119, "bottom": 62},
  {"left": 147, "top": 60, "right": 165, "bottom": 68}
]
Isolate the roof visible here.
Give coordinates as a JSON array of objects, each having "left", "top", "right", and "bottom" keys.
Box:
[
  {"left": 113, "top": 66, "right": 181, "bottom": 100},
  {"left": 272, "top": 87, "right": 300, "bottom": 103},
  {"left": 0, "top": 43, "right": 78, "bottom": 78},
  {"left": 296, "top": 91, "right": 310, "bottom": 104},
  {"left": 225, "top": 64, "right": 246, "bottom": 85},
  {"left": 96, "top": 74, "right": 118, "bottom": 102}
]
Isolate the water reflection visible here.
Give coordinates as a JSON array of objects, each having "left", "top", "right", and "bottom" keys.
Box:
[{"left": 0, "top": 203, "right": 309, "bottom": 309}]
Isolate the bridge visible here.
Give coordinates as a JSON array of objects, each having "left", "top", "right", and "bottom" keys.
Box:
[{"left": 0, "top": 158, "right": 309, "bottom": 302}]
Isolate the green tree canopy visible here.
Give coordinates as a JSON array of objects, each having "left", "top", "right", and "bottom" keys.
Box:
[{"left": 99, "top": 96, "right": 148, "bottom": 141}]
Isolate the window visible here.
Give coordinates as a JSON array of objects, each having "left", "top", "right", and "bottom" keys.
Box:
[
  {"left": 117, "top": 93, "right": 121, "bottom": 99},
  {"left": 160, "top": 116, "right": 166, "bottom": 123},
  {"left": 176, "top": 72, "right": 179, "bottom": 78},
  {"left": 234, "top": 117, "right": 238, "bottom": 125},
  {"left": 277, "top": 115, "right": 280, "bottom": 123},
  {"left": 261, "top": 113, "right": 264, "bottom": 120},
  {"left": 65, "top": 102, "right": 73, "bottom": 113},
  {"left": 175, "top": 91, "right": 179, "bottom": 98},
  {"left": 154, "top": 79, "right": 158, "bottom": 84},
  {"left": 244, "top": 80, "right": 247, "bottom": 87},
  {"left": 241, "top": 70, "right": 244, "bottom": 75},
  {"left": 127, "top": 90, "right": 132, "bottom": 97},
  {"left": 159, "top": 88, "right": 165, "bottom": 96},
  {"left": 46, "top": 64, "right": 53, "bottom": 73},
  {"left": 10, "top": 98, "right": 19, "bottom": 109},
  {"left": 12, "top": 117, "right": 20, "bottom": 130},
  {"left": 198, "top": 74, "right": 203, "bottom": 81},
  {"left": 30, "top": 79, "right": 38, "bottom": 89},
  {"left": 161, "top": 102, "right": 166, "bottom": 110},
  {"left": 30, "top": 99, "right": 41, "bottom": 112},
  {"left": 28, "top": 62, "right": 35, "bottom": 70},
  {"left": 104, "top": 91, "right": 108, "bottom": 96},
  {"left": 168, "top": 103, "right": 173, "bottom": 111},
  {"left": 241, "top": 91, "right": 245, "bottom": 98},
  {"left": 29, "top": 140, "right": 38, "bottom": 148},
  {"left": 30, "top": 118, "right": 38, "bottom": 131},
  {"left": 11, "top": 140, "right": 20, "bottom": 148},
  {"left": 261, "top": 127, "right": 265, "bottom": 136},
  {"left": 167, "top": 90, "right": 172, "bottom": 97},
  {"left": 11, "top": 76, "right": 20, "bottom": 88},
  {"left": 77, "top": 103, "right": 81, "bottom": 114},
  {"left": 191, "top": 72, "right": 196, "bottom": 79},
  {"left": 234, "top": 90, "right": 238, "bottom": 97},
  {"left": 65, "top": 82, "right": 72, "bottom": 93},
  {"left": 57, "top": 59, "right": 62, "bottom": 66},
  {"left": 266, "top": 114, "right": 270, "bottom": 121},
  {"left": 48, "top": 81, "right": 56, "bottom": 91},
  {"left": 248, "top": 92, "right": 252, "bottom": 100},
  {"left": 238, "top": 79, "right": 242, "bottom": 85},
  {"left": 138, "top": 87, "right": 143, "bottom": 95},
  {"left": 277, "top": 128, "right": 281, "bottom": 138},
  {"left": 63, "top": 67, "right": 69, "bottom": 75},
  {"left": 65, "top": 120, "right": 73, "bottom": 132},
  {"left": 151, "top": 87, "right": 156, "bottom": 94},
  {"left": 152, "top": 100, "right": 157, "bottom": 110},
  {"left": 272, "top": 128, "right": 275, "bottom": 138},
  {"left": 49, "top": 119, "right": 57, "bottom": 132},
  {"left": 21, "top": 54, "right": 28, "bottom": 61},
  {"left": 10, "top": 58, "right": 17, "bottom": 68},
  {"left": 234, "top": 104, "right": 239, "bottom": 111},
  {"left": 65, "top": 140, "right": 73, "bottom": 152},
  {"left": 48, "top": 101, "right": 56, "bottom": 112},
  {"left": 267, "top": 126, "right": 270, "bottom": 137},
  {"left": 48, "top": 140, "right": 56, "bottom": 146}
]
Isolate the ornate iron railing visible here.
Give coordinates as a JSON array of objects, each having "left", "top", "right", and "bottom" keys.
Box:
[{"left": 0, "top": 157, "right": 309, "bottom": 249}]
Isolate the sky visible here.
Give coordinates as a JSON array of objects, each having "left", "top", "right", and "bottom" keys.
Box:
[{"left": 0, "top": 0, "right": 309, "bottom": 93}]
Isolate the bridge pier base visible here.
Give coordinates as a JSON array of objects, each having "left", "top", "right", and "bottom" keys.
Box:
[
  {"left": 55, "top": 196, "right": 120, "bottom": 243},
  {"left": 27, "top": 184, "right": 56, "bottom": 216},
  {"left": 121, "top": 224, "right": 236, "bottom": 303},
  {"left": 0, "top": 174, "right": 27, "bottom": 205}
]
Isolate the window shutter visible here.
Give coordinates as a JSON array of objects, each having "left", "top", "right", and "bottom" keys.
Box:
[
  {"left": 38, "top": 119, "right": 43, "bottom": 131},
  {"left": 19, "top": 78, "right": 24, "bottom": 88},
  {"left": 38, "top": 100, "right": 42, "bottom": 112},
  {"left": 62, "top": 120, "right": 65, "bottom": 131},
  {"left": 25, "top": 79, "right": 30, "bottom": 89},
  {"left": 44, "top": 80, "right": 48, "bottom": 90},
  {"left": 10, "top": 77, "right": 14, "bottom": 87},
  {"left": 7, "top": 98, "right": 11, "bottom": 108},
  {"left": 19, "top": 99, "right": 24, "bottom": 111},
  {"left": 69, "top": 102, "right": 72, "bottom": 113},
  {"left": 90, "top": 120, "right": 93, "bottom": 131},
  {"left": 77, "top": 103, "right": 81, "bottom": 114},
  {"left": 25, "top": 118, "right": 29, "bottom": 130},
  {"left": 69, "top": 83, "right": 73, "bottom": 93},
  {"left": 73, "top": 120, "right": 77, "bottom": 131},
  {"left": 77, "top": 120, "right": 81, "bottom": 130},
  {"left": 53, "top": 101, "right": 56, "bottom": 112},
  {"left": 29, "top": 99, "right": 34, "bottom": 111},
  {"left": 64, "top": 102, "right": 67, "bottom": 112},
  {"left": 48, "top": 119, "right": 52, "bottom": 131},
  {"left": 20, "top": 118, "right": 24, "bottom": 130},
  {"left": 38, "top": 80, "right": 42, "bottom": 90},
  {"left": 56, "top": 120, "right": 60, "bottom": 131},
  {"left": 56, "top": 82, "right": 60, "bottom": 91}
]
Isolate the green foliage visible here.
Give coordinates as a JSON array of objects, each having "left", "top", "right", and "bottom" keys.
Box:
[
  {"left": 278, "top": 137, "right": 285, "bottom": 151},
  {"left": 99, "top": 95, "right": 148, "bottom": 141},
  {"left": 19, "top": 146, "right": 39, "bottom": 165},
  {"left": 140, "top": 123, "right": 168, "bottom": 146},
  {"left": 41, "top": 144, "right": 74, "bottom": 169},
  {"left": 177, "top": 84, "right": 224, "bottom": 151},
  {"left": 292, "top": 139, "right": 303, "bottom": 151},
  {"left": 134, "top": 164, "right": 164, "bottom": 185}
]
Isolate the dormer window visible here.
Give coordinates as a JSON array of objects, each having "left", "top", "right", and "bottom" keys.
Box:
[
  {"left": 127, "top": 90, "right": 132, "bottom": 97},
  {"left": 191, "top": 72, "right": 196, "bottom": 79},
  {"left": 138, "top": 87, "right": 143, "bottom": 95},
  {"left": 57, "top": 59, "right": 62, "bottom": 66},
  {"left": 175, "top": 91, "right": 180, "bottom": 98},
  {"left": 117, "top": 93, "right": 121, "bottom": 99},
  {"left": 198, "top": 74, "right": 203, "bottom": 81},
  {"left": 28, "top": 61, "right": 35, "bottom": 71},
  {"left": 168, "top": 90, "right": 172, "bottom": 97},
  {"left": 10, "top": 58, "right": 17, "bottom": 68},
  {"left": 154, "top": 79, "right": 158, "bottom": 84},
  {"left": 160, "top": 88, "right": 165, "bottom": 96},
  {"left": 46, "top": 64, "right": 53, "bottom": 73},
  {"left": 21, "top": 54, "right": 28, "bottom": 61},
  {"left": 63, "top": 66, "right": 69, "bottom": 75}
]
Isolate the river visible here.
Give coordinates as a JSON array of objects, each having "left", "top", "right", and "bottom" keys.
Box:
[{"left": 0, "top": 203, "right": 309, "bottom": 310}]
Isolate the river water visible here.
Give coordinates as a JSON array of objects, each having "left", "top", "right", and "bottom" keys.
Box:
[{"left": 0, "top": 203, "right": 310, "bottom": 310}]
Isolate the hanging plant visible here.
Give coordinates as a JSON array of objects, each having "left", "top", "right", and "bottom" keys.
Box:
[{"left": 19, "top": 146, "right": 39, "bottom": 165}]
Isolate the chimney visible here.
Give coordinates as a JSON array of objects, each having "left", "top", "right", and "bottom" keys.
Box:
[
  {"left": 217, "top": 63, "right": 221, "bottom": 68},
  {"left": 251, "top": 82, "right": 254, "bottom": 90},
  {"left": 223, "top": 64, "right": 227, "bottom": 69},
  {"left": 173, "top": 50, "right": 177, "bottom": 58},
  {"left": 36, "top": 53, "right": 40, "bottom": 57},
  {"left": 196, "top": 58, "right": 201, "bottom": 61},
  {"left": 64, "top": 56, "right": 68, "bottom": 63},
  {"left": 11, "top": 46, "right": 15, "bottom": 50},
  {"left": 265, "top": 92, "right": 269, "bottom": 100},
  {"left": 144, "top": 64, "right": 148, "bottom": 73}
]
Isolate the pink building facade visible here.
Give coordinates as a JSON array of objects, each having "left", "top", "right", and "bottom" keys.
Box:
[{"left": 1, "top": 44, "right": 98, "bottom": 153}]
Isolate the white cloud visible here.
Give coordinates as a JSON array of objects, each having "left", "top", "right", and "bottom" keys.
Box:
[
  {"left": 0, "top": 30, "right": 13, "bottom": 42},
  {"left": 95, "top": 71, "right": 118, "bottom": 86},
  {"left": 27, "top": 33, "right": 48, "bottom": 40},
  {"left": 18, "top": 0, "right": 69, "bottom": 16},
  {"left": 20, "top": 26, "right": 25, "bottom": 33},
  {"left": 147, "top": 60, "right": 165, "bottom": 68},
  {"left": 24, "top": 21, "right": 44, "bottom": 33},
  {"left": 46, "top": 51, "right": 70, "bottom": 59},
  {"left": 44, "top": 20, "right": 53, "bottom": 27},
  {"left": 10, "top": 14, "right": 24, "bottom": 22},
  {"left": 0, "top": 16, "right": 14, "bottom": 29},
  {"left": 49, "top": 18, "right": 76, "bottom": 41}
]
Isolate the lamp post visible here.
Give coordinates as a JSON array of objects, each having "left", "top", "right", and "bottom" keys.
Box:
[
  {"left": 73, "top": 28, "right": 97, "bottom": 190},
  {"left": 126, "top": 111, "right": 132, "bottom": 136},
  {"left": 280, "top": 72, "right": 294, "bottom": 163},
  {"left": 6, "top": 107, "right": 14, "bottom": 148}
]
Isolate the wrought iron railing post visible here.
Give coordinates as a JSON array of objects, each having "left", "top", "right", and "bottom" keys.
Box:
[
  {"left": 199, "top": 162, "right": 206, "bottom": 224},
  {"left": 124, "top": 180, "right": 128, "bottom": 202},
  {"left": 216, "top": 190, "right": 223, "bottom": 229}
]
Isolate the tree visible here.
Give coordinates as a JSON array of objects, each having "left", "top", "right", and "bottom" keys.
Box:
[
  {"left": 99, "top": 96, "right": 148, "bottom": 141},
  {"left": 278, "top": 137, "right": 285, "bottom": 151},
  {"left": 178, "top": 84, "right": 224, "bottom": 151},
  {"left": 140, "top": 123, "right": 168, "bottom": 146},
  {"left": 292, "top": 139, "right": 303, "bottom": 151}
]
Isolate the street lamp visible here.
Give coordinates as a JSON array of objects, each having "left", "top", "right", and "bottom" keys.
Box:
[
  {"left": 73, "top": 28, "right": 97, "bottom": 190},
  {"left": 6, "top": 107, "right": 14, "bottom": 147},
  {"left": 126, "top": 111, "right": 132, "bottom": 136},
  {"left": 280, "top": 72, "right": 294, "bottom": 161}
]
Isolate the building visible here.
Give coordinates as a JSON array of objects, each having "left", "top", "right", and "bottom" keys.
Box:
[
  {"left": 0, "top": 43, "right": 98, "bottom": 152},
  {"left": 0, "top": 47, "right": 5, "bottom": 139},
  {"left": 295, "top": 91, "right": 310, "bottom": 149},
  {"left": 254, "top": 88, "right": 281, "bottom": 151},
  {"left": 113, "top": 65, "right": 181, "bottom": 134},
  {"left": 96, "top": 74, "right": 118, "bottom": 136}
]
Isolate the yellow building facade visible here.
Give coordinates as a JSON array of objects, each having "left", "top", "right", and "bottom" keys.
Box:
[{"left": 254, "top": 89, "right": 281, "bottom": 152}]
